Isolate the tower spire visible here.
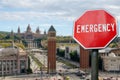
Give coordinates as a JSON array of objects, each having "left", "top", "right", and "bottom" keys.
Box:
[
  {"left": 18, "top": 26, "right": 20, "bottom": 33},
  {"left": 48, "top": 25, "right": 56, "bottom": 32},
  {"left": 48, "top": 25, "right": 56, "bottom": 37},
  {"left": 47, "top": 25, "right": 56, "bottom": 73},
  {"left": 44, "top": 30, "right": 46, "bottom": 35},
  {"left": 27, "top": 24, "right": 31, "bottom": 32},
  {"left": 36, "top": 27, "right": 40, "bottom": 34}
]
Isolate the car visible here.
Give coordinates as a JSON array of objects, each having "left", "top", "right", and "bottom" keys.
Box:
[{"left": 76, "top": 72, "right": 84, "bottom": 76}]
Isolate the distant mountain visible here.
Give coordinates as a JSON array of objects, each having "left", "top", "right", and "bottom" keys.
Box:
[{"left": 0, "top": 31, "right": 10, "bottom": 34}]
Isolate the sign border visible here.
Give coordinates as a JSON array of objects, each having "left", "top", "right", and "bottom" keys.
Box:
[{"left": 73, "top": 9, "right": 118, "bottom": 49}]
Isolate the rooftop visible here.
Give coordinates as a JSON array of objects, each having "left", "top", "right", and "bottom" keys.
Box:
[
  {"left": 48, "top": 25, "right": 56, "bottom": 32},
  {"left": 0, "top": 47, "right": 27, "bottom": 57}
]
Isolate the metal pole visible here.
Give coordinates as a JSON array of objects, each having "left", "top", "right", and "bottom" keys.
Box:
[
  {"left": 91, "top": 49, "right": 98, "bottom": 80},
  {"left": 40, "top": 67, "right": 43, "bottom": 80}
]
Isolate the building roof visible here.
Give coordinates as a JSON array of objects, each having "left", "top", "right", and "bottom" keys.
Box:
[
  {"left": 0, "top": 47, "right": 27, "bottom": 57},
  {"left": 48, "top": 25, "right": 56, "bottom": 32},
  {"left": 0, "top": 48, "right": 18, "bottom": 57},
  {"left": 99, "top": 47, "right": 117, "bottom": 53}
]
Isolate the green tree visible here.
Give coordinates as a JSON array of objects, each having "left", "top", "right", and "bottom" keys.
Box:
[
  {"left": 70, "top": 50, "right": 79, "bottom": 62},
  {"left": 16, "top": 43, "right": 25, "bottom": 49},
  {"left": 26, "top": 57, "right": 32, "bottom": 74},
  {"left": 57, "top": 49, "right": 65, "bottom": 57},
  {"left": 22, "top": 40, "right": 28, "bottom": 47}
]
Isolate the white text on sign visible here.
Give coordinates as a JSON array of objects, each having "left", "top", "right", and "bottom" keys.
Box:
[{"left": 77, "top": 23, "right": 115, "bottom": 33}]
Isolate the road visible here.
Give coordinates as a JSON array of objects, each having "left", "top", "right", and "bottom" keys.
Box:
[
  {"left": 2, "top": 48, "right": 120, "bottom": 80},
  {"left": 31, "top": 48, "right": 82, "bottom": 80},
  {"left": 26, "top": 48, "right": 120, "bottom": 80},
  {"left": 29, "top": 54, "right": 40, "bottom": 73},
  {"left": 0, "top": 74, "right": 63, "bottom": 80}
]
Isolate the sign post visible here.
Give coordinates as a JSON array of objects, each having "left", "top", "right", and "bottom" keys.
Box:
[
  {"left": 73, "top": 10, "right": 118, "bottom": 80},
  {"left": 91, "top": 49, "right": 98, "bottom": 80}
]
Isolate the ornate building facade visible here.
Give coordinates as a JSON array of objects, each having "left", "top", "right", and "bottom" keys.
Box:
[{"left": 15, "top": 24, "right": 47, "bottom": 48}]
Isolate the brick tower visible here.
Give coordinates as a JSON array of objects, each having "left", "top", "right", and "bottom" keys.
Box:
[
  {"left": 80, "top": 46, "right": 90, "bottom": 69},
  {"left": 47, "top": 25, "right": 56, "bottom": 73}
]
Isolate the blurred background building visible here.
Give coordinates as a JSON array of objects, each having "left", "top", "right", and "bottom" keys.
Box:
[{"left": 0, "top": 47, "right": 28, "bottom": 76}]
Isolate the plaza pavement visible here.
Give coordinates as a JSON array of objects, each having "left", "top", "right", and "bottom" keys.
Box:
[{"left": 0, "top": 75, "right": 63, "bottom": 80}]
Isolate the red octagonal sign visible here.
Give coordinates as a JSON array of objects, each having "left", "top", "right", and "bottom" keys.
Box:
[{"left": 73, "top": 10, "right": 118, "bottom": 49}]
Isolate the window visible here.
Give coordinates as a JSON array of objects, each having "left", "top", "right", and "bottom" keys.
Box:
[{"left": 111, "top": 59, "right": 116, "bottom": 62}]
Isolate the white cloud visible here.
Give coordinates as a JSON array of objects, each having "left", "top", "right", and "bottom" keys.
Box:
[
  {"left": 0, "top": 0, "right": 59, "bottom": 9},
  {"left": 0, "top": 0, "right": 120, "bottom": 36},
  {"left": 0, "top": 0, "right": 35, "bottom": 8},
  {"left": 0, "top": 11, "right": 70, "bottom": 21},
  {"left": 0, "top": 0, "right": 120, "bottom": 23},
  {"left": 0, "top": 0, "right": 120, "bottom": 20}
]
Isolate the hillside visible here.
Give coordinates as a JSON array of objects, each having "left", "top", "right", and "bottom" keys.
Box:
[
  {"left": 0, "top": 31, "right": 10, "bottom": 39},
  {"left": 0, "top": 31, "right": 10, "bottom": 35}
]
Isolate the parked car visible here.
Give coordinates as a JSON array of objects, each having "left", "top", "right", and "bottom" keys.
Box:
[{"left": 76, "top": 71, "right": 86, "bottom": 77}]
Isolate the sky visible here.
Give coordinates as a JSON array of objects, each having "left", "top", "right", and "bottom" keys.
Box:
[{"left": 0, "top": 0, "right": 120, "bottom": 36}]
